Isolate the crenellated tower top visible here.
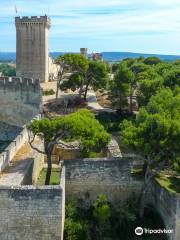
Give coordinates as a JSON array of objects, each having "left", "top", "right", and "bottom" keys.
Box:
[{"left": 15, "top": 15, "right": 51, "bottom": 28}]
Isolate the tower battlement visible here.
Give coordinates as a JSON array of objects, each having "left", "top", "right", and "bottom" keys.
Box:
[
  {"left": 15, "top": 16, "right": 51, "bottom": 82},
  {"left": 0, "top": 77, "right": 40, "bottom": 92},
  {"left": 0, "top": 77, "right": 42, "bottom": 127},
  {"left": 15, "top": 16, "right": 51, "bottom": 27}
]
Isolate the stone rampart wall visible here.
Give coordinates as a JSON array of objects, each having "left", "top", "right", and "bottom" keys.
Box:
[
  {"left": 0, "top": 126, "right": 28, "bottom": 172},
  {"left": 149, "top": 180, "right": 180, "bottom": 240},
  {"left": 64, "top": 158, "right": 143, "bottom": 204},
  {"left": 0, "top": 114, "right": 41, "bottom": 173},
  {"left": 32, "top": 147, "right": 45, "bottom": 184},
  {"left": 0, "top": 77, "right": 41, "bottom": 127},
  {"left": 0, "top": 186, "right": 64, "bottom": 240}
]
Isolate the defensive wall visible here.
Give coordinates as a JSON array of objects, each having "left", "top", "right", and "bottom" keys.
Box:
[
  {"left": 0, "top": 156, "right": 180, "bottom": 239},
  {"left": 64, "top": 158, "right": 143, "bottom": 204},
  {"left": 0, "top": 186, "right": 64, "bottom": 240},
  {"left": 0, "top": 76, "right": 42, "bottom": 172},
  {"left": 0, "top": 126, "right": 28, "bottom": 172},
  {"left": 63, "top": 158, "right": 180, "bottom": 240},
  {"left": 0, "top": 77, "right": 42, "bottom": 127},
  {"left": 148, "top": 180, "right": 180, "bottom": 240}
]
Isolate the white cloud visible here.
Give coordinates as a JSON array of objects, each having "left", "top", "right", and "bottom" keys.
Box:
[{"left": 0, "top": 0, "right": 180, "bottom": 53}]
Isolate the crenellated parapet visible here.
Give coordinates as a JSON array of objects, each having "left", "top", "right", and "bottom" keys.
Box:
[
  {"left": 15, "top": 16, "right": 51, "bottom": 28},
  {"left": 0, "top": 76, "right": 42, "bottom": 127},
  {"left": 0, "top": 76, "right": 40, "bottom": 93}
]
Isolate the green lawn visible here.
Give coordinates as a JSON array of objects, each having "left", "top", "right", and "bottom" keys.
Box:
[
  {"left": 37, "top": 168, "right": 60, "bottom": 185},
  {"left": 156, "top": 174, "right": 180, "bottom": 194}
]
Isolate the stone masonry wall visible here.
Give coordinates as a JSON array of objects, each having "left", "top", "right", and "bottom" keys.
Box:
[
  {"left": 15, "top": 16, "right": 51, "bottom": 83},
  {"left": 0, "top": 186, "right": 64, "bottom": 240},
  {"left": 0, "top": 126, "right": 28, "bottom": 172},
  {"left": 148, "top": 180, "right": 180, "bottom": 240},
  {"left": 64, "top": 158, "right": 143, "bottom": 204},
  {"left": 0, "top": 77, "right": 41, "bottom": 127}
]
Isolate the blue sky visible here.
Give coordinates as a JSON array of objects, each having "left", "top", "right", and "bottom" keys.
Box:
[{"left": 0, "top": 0, "right": 180, "bottom": 54}]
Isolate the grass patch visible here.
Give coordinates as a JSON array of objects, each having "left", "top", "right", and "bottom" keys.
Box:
[
  {"left": 156, "top": 174, "right": 180, "bottom": 194},
  {"left": 43, "top": 89, "right": 55, "bottom": 96},
  {"left": 131, "top": 167, "right": 144, "bottom": 180},
  {"left": 37, "top": 168, "right": 60, "bottom": 185}
]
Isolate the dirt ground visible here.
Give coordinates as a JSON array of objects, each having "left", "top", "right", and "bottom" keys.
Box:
[{"left": 96, "top": 91, "right": 113, "bottom": 108}]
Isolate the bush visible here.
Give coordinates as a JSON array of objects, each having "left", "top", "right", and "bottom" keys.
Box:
[
  {"left": 0, "top": 63, "right": 16, "bottom": 76},
  {"left": 64, "top": 195, "right": 168, "bottom": 240},
  {"left": 96, "top": 111, "right": 134, "bottom": 132},
  {"left": 43, "top": 89, "right": 55, "bottom": 96}
]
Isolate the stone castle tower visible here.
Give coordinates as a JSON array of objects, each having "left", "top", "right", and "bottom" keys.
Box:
[{"left": 15, "top": 16, "right": 51, "bottom": 83}]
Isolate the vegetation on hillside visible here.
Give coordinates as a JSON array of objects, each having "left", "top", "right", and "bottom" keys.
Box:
[{"left": 0, "top": 64, "right": 16, "bottom": 76}]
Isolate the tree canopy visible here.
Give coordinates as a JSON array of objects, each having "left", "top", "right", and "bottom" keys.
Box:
[
  {"left": 0, "top": 64, "right": 16, "bottom": 76},
  {"left": 56, "top": 53, "right": 109, "bottom": 100},
  {"left": 29, "top": 109, "right": 110, "bottom": 184},
  {"left": 109, "top": 62, "right": 134, "bottom": 112},
  {"left": 122, "top": 88, "right": 180, "bottom": 172}
]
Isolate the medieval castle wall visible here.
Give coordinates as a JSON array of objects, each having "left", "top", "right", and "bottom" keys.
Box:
[
  {"left": 0, "top": 154, "right": 179, "bottom": 239},
  {"left": 0, "top": 186, "right": 64, "bottom": 240},
  {"left": 148, "top": 180, "right": 180, "bottom": 240},
  {"left": 64, "top": 158, "right": 143, "bottom": 203},
  {"left": 0, "top": 77, "right": 42, "bottom": 172},
  {"left": 0, "top": 77, "right": 41, "bottom": 127}
]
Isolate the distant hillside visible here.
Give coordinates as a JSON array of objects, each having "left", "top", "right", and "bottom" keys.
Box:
[
  {"left": 1, "top": 51, "right": 180, "bottom": 63},
  {"left": 101, "top": 52, "right": 180, "bottom": 62}
]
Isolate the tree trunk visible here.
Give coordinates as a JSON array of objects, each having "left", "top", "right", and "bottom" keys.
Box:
[
  {"left": 129, "top": 87, "right": 133, "bottom": 114},
  {"left": 45, "top": 151, "right": 52, "bottom": 185},
  {"left": 119, "top": 94, "right": 122, "bottom": 113},
  {"left": 56, "top": 80, "right": 59, "bottom": 99},
  {"left": 84, "top": 82, "right": 90, "bottom": 100},
  {"left": 78, "top": 83, "right": 84, "bottom": 99},
  {"left": 56, "top": 68, "right": 64, "bottom": 99}
]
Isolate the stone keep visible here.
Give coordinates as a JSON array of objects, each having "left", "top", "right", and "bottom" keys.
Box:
[{"left": 15, "top": 16, "right": 51, "bottom": 83}]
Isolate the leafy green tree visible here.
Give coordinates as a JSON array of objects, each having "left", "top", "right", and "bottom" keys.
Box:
[
  {"left": 110, "top": 62, "right": 134, "bottom": 112},
  {"left": 163, "top": 68, "right": 180, "bottom": 89},
  {"left": 135, "top": 68, "right": 164, "bottom": 106},
  {"left": 60, "top": 57, "right": 109, "bottom": 100},
  {"left": 0, "top": 64, "right": 16, "bottom": 76},
  {"left": 83, "top": 61, "right": 109, "bottom": 99},
  {"left": 93, "top": 195, "right": 111, "bottom": 223},
  {"left": 122, "top": 88, "right": 180, "bottom": 217},
  {"left": 112, "top": 63, "right": 119, "bottom": 73},
  {"left": 93, "top": 195, "right": 111, "bottom": 239},
  {"left": 28, "top": 109, "right": 110, "bottom": 184},
  {"left": 154, "top": 62, "right": 173, "bottom": 76},
  {"left": 144, "top": 57, "right": 161, "bottom": 66},
  {"left": 130, "top": 62, "right": 151, "bottom": 75},
  {"left": 56, "top": 53, "right": 89, "bottom": 98},
  {"left": 137, "top": 76, "right": 164, "bottom": 106},
  {"left": 64, "top": 198, "right": 88, "bottom": 240}
]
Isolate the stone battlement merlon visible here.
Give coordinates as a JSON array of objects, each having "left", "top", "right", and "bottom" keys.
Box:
[
  {"left": 0, "top": 76, "right": 40, "bottom": 90},
  {"left": 15, "top": 15, "right": 51, "bottom": 27}
]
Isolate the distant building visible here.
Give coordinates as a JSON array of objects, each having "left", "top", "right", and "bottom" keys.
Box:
[
  {"left": 92, "top": 53, "right": 103, "bottom": 61},
  {"left": 80, "top": 48, "right": 88, "bottom": 58},
  {"left": 0, "top": 72, "right": 3, "bottom": 77},
  {"left": 88, "top": 52, "right": 103, "bottom": 61},
  {"left": 15, "top": 16, "right": 58, "bottom": 83}
]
